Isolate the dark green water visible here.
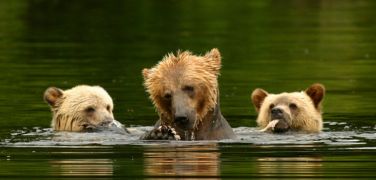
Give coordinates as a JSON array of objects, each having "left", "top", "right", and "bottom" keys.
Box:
[{"left": 1, "top": 0, "right": 376, "bottom": 179}]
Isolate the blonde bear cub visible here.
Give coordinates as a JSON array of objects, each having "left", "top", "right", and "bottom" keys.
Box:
[
  {"left": 44, "top": 85, "right": 123, "bottom": 132},
  {"left": 251, "top": 83, "right": 325, "bottom": 133}
]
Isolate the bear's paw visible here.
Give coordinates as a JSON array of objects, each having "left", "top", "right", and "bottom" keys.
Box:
[{"left": 141, "top": 125, "right": 181, "bottom": 140}]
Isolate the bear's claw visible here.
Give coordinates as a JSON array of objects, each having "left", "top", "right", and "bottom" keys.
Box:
[{"left": 141, "top": 125, "right": 181, "bottom": 140}]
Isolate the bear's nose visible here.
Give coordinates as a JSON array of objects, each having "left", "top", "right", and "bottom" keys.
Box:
[
  {"left": 271, "top": 108, "right": 283, "bottom": 118},
  {"left": 99, "top": 119, "right": 113, "bottom": 127},
  {"left": 174, "top": 116, "right": 188, "bottom": 124}
]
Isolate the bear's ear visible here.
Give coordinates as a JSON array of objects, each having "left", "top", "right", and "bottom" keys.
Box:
[
  {"left": 44, "top": 87, "right": 64, "bottom": 107},
  {"left": 142, "top": 68, "right": 150, "bottom": 79},
  {"left": 204, "top": 48, "right": 221, "bottom": 74},
  {"left": 251, "top": 88, "right": 269, "bottom": 112},
  {"left": 305, "top": 83, "right": 325, "bottom": 109}
]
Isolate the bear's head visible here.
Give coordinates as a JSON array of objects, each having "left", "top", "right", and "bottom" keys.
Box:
[
  {"left": 44, "top": 85, "right": 115, "bottom": 132},
  {"left": 142, "top": 48, "right": 221, "bottom": 132},
  {"left": 251, "top": 83, "right": 325, "bottom": 133}
]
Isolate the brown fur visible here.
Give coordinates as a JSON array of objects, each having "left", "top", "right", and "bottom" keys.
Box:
[
  {"left": 44, "top": 85, "right": 115, "bottom": 132},
  {"left": 251, "top": 84, "right": 325, "bottom": 133},
  {"left": 142, "top": 48, "right": 235, "bottom": 140}
]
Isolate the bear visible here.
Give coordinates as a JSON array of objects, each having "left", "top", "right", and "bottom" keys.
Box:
[
  {"left": 44, "top": 85, "right": 124, "bottom": 132},
  {"left": 141, "top": 48, "right": 236, "bottom": 140},
  {"left": 251, "top": 83, "right": 325, "bottom": 133}
]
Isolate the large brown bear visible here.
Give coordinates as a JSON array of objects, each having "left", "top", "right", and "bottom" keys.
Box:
[
  {"left": 251, "top": 83, "right": 325, "bottom": 133},
  {"left": 44, "top": 85, "right": 122, "bottom": 132},
  {"left": 141, "top": 48, "right": 235, "bottom": 140}
]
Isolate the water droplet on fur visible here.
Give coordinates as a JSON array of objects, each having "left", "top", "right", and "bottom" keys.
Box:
[{"left": 184, "top": 131, "right": 189, "bottom": 140}]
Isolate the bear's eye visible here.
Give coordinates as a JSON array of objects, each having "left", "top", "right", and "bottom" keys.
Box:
[
  {"left": 106, "top": 105, "right": 111, "bottom": 112},
  {"left": 164, "top": 93, "right": 172, "bottom": 99},
  {"left": 289, "top": 103, "right": 298, "bottom": 109},
  {"left": 183, "top": 86, "right": 195, "bottom": 97},
  {"left": 269, "top": 104, "right": 275, "bottom": 109},
  {"left": 183, "top": 85, "right": 194, "bottom": 93},
  {"left": 85, "top": 107, "right": 96, "bottom": 113}
]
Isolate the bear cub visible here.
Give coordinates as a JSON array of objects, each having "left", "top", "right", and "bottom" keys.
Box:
[
  {"left": 251, "top": 83, "right": 325, "bottom": 133},
  {"left": 44, "top": 85, "right": 124, "bottom": 132}
]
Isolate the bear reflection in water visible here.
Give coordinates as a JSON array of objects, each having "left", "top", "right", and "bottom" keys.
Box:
[
  {"left": 256, "top": 156, "right": 323, "bottom": 177},
  {"left": 143, "top": 144, "right": 220, "bottom": 177},
  {"left": 50, "top": 159, "right": 113, "bottom": 177}
]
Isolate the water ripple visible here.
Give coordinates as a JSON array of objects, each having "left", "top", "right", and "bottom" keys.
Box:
[{"left": 2, "top": 123, "right": 376, "bottom": 148}]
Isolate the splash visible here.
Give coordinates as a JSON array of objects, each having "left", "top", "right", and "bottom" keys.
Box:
[{"left": 1, "top": 121, "right": 375, "bottom": 149}]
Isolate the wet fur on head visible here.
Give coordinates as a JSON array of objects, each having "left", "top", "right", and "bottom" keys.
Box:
[
  {"left": 142, "top": 48, "right": 221, "bottom": 128},
  {"left": 44, "top": 85, "right": 114, "bottom": 132},
  {"left": 251, "top": 83, "right": 325, "bottom": 133}
]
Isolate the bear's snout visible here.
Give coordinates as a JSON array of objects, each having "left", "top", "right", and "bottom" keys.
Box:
[
  {"left": 271, "top": 107, "right": 284, "bottom": 119},
  {"left": 174, "top": 116, "right": 189, "bottom": 125},
  {"left": 99, "top": 118, "right": 113, "bottom": 127},
  {"left": 273, "top": 120, "right": 290, "bottom": 133},
  {"left": 174, "top": 114, "right": 193, "bottom": 130}
]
